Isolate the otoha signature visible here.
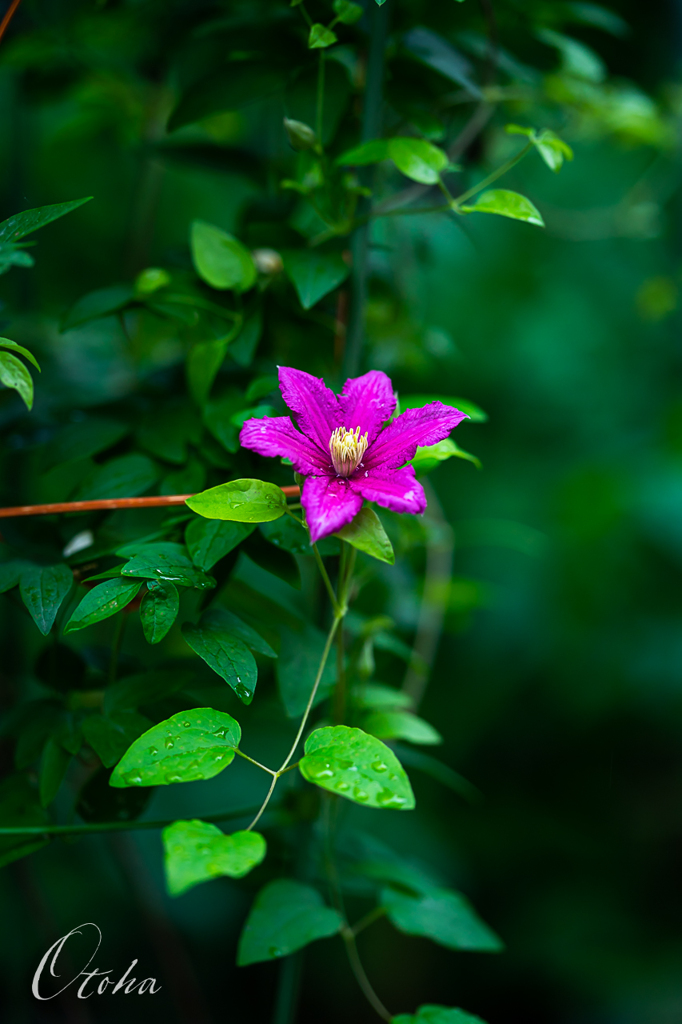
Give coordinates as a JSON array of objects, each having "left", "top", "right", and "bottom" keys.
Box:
[{"left": 32, "top": 923, "right": 161, "bottom": 1000}]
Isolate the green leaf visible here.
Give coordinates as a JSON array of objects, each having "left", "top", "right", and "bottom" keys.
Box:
[
  {"left": 42, "top": 417, "right": 130, "bottom": 469},
  {"left": 0, "top": 337, "right": 40, "bottom": 371},
  {"left": 186, "top": 518, "right": 255, "bottom": 571},
  {"left": 104, "top": 669, "right": 192, "bottom": 713},
  {"left": 73, "top": 454, "right": 159, "bottom": 501},
  {"left": 335, "top": 508, "right": 394, "bottom": 564},
  {"left": 82, "top": 711, "right": 152, "bottom": 768},
  {"left": 460, "top": 189, "right": 544, "bottom": 226},
  {"left": 381, "top": 887, "right": 504, "bottom": 951},
  {"left": 0, "top": 197, "right": 92, "bottom": 244},
  {"left": 63, "top": 578, "right": 143, "bottom": 634},
  {"left": 0, "top": 775, "right": 50, "bottom": 868},
  {"left": 0, "top": 351, "right": 34, "bottom": 410},
  {"left": 402, "top": 27, "right": 480, "bottom": 95},
  {"left": 282, "top": 250, "right": 350, "bottom": 310},
  {"left": 187, "top": 332, "right": 238, "bottom": 405},
  {"left": 0, "top": 559, "right": 32, "bottom": 594},
  {"left": 537, "top": 27, "right": 605, "bottom": 82},
  {"left": 535, "top": 130, "right": 574, "bottom": 173},
  {"left": 61, "top": 284, "right": 134, "bottom": 331},
  {"left": 237, "top": 880, "right": 343, "bottom": 966},
  {"left": 299, "top": 725, "right": 415, "bottom": 809},
  {"left": 505, "top": 124, "right": 574, "bottom": 173},
  {"left": 0, "top": 243, "right": 34, "bottom": 275},
  {"left": 109, "top": 708, "right": 241, "bottom": 788},
  {"left": 337, "top": 139, "right": 390, "bottom": 166},
  {"left": 277, "top": 625, "right": 336, "bottom": 717},
  {"left": 19, "top": 564, "right": 73, "bottom": 636},
  {"left": 244, "top": 531, "right": 301, "bottom": 589},
  {"left": 399, "top": 394, "right": 487, "bottom": 423},
  {"left": 163, "top": 821, "right": 266, "bottom": 896},
  {"left": 191, "top": 221, "right": 256, "bottom": 292},
  {"left": 122, "top": 550, "right": 216, "bottom": 590},
  {"left": 333, "top": 0, "right": 363, "bottom": 23},
  {"left": 260, "top": 516, "right": 310, "bottom": 554},
  {"left": 39, "top": 738, "right": 71, "bottom": 807},
  {"left": 308, "top": 24, "right": 338, "bottom": 48},
  {"left": 168, "top": 64, "right": 285, "bottom": 132},
  {"left": 140, "top": 582, "right": 180, "bottom": 644},
  {"left": 182, "top": 620, "right": 258, "bottom": 704},
  {"left": 201, "top": 607, "right": 276, "bottom": 658},
  {"left": 363, "top": 711, "right": 442, "bottom": 745},
  {"left": 186, "top": 479, "right": 287, "bottom": 523},
  {"left": 388, "top": 137, "right": 448, "bottom": 185},
  {"left": 393, "top": 1006, "right": 489, "bottom": 1024},
  {"left": 351, "top": 683, "right": 413, "bottom": 711},
  {"left": 411, "top": 438, "right": 481, "bottom": 474}
]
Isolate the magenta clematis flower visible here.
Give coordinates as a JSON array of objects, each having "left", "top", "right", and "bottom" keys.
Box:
[{"left": 239, "top": 367, "right": 467, "bottom": 544}]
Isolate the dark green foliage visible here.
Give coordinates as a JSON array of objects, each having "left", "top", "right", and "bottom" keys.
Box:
[{"left": 0, "top": 2, "right": 675, "bottom": 1023}]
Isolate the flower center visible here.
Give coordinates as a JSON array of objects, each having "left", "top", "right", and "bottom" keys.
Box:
[{"left": 329, "top": 426, "right": 368, "bottom": 477}]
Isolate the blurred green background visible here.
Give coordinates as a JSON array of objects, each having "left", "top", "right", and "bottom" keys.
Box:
[{"left": 1, "top": 1, "right": 682, "bottom": 1022}]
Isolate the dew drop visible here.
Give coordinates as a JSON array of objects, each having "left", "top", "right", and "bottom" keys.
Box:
[
  {"left": 213, "top": 727, "right": 227, "bottom": 739},
  {"left": 371, "top": 760, "right": 388, "bottom": 773},
  {"left": 148, "top": 746, "right": 159, "bottom": 756},
  {"left": 268, "top": 947, "right": 283, "bottom": 958},
  {"left": 182, "top": 721, "right": 191, "bottom": 728},
  {"left": 214, "top": 753, "right": 225, "bottom": 762},
  {"left": 124, "top": 772, "right": 144, "bottom": 786},
  {"left": 165, "top": 773, "right": 184, "bottom": 783},
  {"left": 165, "top": 737, "right": 174, "bottom": 749},
  {"left": 353, "top": 787, "right": 369, "bottom": 802},
  {"left": 335, "top": 781, "right": 350, "bottom": 792}
]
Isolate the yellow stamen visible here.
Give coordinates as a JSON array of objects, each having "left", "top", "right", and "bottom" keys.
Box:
[{"left": 329, "top": 426, "right": 369, "bottom": 477}]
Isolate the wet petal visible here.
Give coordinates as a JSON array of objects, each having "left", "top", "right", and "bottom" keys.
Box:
[
  {"left": 302, "top": 476, "right": 362, "bottom": 544},
  {"left": 364, "top": 402, "right": 467, "bottom": 471},
  {"left": 240, "top": 416, "right": 329, "bottom": 475},
  {"left": 349, "top": 465, "right": 426, "bottom": 515},
  {"left": 339, "top": 370, "right": 396, "bottom": 443},
  {"left": 278, "top": 366, "right": 341, "bottom": 451}
]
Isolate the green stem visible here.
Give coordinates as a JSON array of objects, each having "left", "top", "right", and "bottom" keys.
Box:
[
  {"left": 334, "top": 617, "right": 346, "bottom": 724},
  {"left": 312, "top": 543, "right": 341, "bottom": 615},
  {"left": 234, "top": 749, "right": 276, "bottom": 775},
  {"left": 351, "top": 905, "right": 387, "bottom": 937},
  {"left": 452, "top": 140, "right": 534, "bottom": 207},
  {"left": 0, "top": 802, "right": 270, "bottom": 838},
  {"left": 341, "top": 930, "right": 392, "bottom": 1022},
  {"left": 316, "top": 50, "right": 326, "bottom": 147}
]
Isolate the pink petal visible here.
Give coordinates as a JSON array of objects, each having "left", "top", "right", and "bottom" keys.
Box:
[
  {"left": 349, "top": 465, "right": 426, "bottom": 515},
  {"left": 278, "top": 366, "right": 341, "bottom": 452},
  {"left": 364, "top": 402, "right": 467, "bottom": 471},
  {"left": 302, "top": 476, "right": 362, "bottom": 544},
  {"left": 240, "top": 416, "right": 330, "bottom": 475},
  {"left": 339, "top": 370, "right": 396, "bottom": 443}
]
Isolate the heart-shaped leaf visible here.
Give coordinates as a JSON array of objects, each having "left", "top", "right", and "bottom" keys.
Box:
[
  {"left": 393, "top": 1007, "right": 489, "bottom": 1024},
  {"left": 163, "top": 820, "right": 266, "bottom": 895},
  {"left": 109, "top": 708, "right": 241, "bottom": 788},
  {"left": 237, "top": 880, "right": 343, "bottom": 965},
  {"left": 299, "top": 725, "right": 415, "bottom": 809},
  {"left": 380, "top": 886, "right": 504, "bottom": 951},
  {"left": 191, "top": 221, "right": 256, "bottom": 292}
]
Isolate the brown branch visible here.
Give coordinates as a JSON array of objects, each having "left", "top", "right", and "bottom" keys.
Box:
[
  {"left": 0, "top": 0, "right": 23, "bottom": 47},
  {"left": 0, "top": 486, "right": 301, "bottom": 519}
]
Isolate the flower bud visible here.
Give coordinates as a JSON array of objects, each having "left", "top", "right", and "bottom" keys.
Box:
[
  {"left": 252, "top": 248, "right": 284, "bottom": 275},
  {"left": 284, "top": 117, "right": 317, "bottom": 152}
]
